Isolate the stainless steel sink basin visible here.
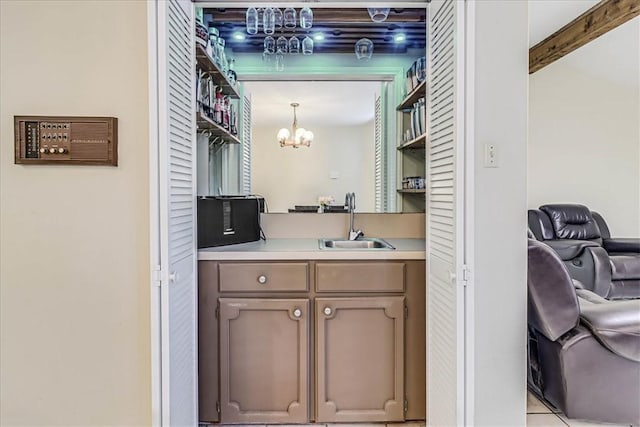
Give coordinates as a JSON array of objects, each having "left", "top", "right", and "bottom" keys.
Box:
[{"left": 318, "top": 238, "right": 396, "bottom": 250}]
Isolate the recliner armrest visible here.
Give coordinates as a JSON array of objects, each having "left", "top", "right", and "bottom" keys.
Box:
[
  {"left": 579, "top": 300, "right": 640, "bottom": 362},
  {"left": 543, "top": 239, "right": 600, "bottom": 261},
  {"left": 603, "top": 238, "right": 640, "bottom": 254}
]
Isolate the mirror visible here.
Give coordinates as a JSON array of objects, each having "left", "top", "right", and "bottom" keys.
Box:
[
  {"left": 199, "top": 7, "right": 427, "bottom": 213},
  {"left": 245, "top": 80, "right": 382, "bottom": 213}
]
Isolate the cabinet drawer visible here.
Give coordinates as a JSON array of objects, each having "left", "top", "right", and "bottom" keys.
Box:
[
  {"left": 315, "top": 262, "right": 405, "bottom": 292},
  {"left": 219, "top": 262, "right": 308, "bottom": 292}
]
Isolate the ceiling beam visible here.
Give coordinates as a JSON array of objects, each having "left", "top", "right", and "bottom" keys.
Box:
[{"left": 529, "top": 0, "right": 640, "bottom": 74}]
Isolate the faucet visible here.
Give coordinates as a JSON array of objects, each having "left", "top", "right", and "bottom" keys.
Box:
[{"left": 345, "top": 192, "right": 363, "bottom": 240}]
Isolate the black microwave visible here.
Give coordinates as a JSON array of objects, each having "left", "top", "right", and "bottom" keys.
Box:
[{"left": 197, "top": 196, "right": 265, "bottom": 248}]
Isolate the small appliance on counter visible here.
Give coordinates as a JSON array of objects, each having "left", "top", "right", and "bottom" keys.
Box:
[{"left": 197, "top": 196, "right": 265, "bottom": 248}]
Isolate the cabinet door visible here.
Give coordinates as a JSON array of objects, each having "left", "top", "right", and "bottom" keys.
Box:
[
  {"left": 316, "top": 296, "right": 405, "bottom": 422},
  {"left": 219, "top": 298, "right": 309, "bottom": 423}
]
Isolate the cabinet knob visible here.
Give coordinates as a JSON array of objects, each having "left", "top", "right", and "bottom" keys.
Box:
[
  {"left": 293, "top": 308, "right": 302, "bottom": 318},
  {"left": 257, "top": 275, "right": 267, "bottom": 284},
  {"left": 323, "top": 306, "right": 332, "bottom": 316}
]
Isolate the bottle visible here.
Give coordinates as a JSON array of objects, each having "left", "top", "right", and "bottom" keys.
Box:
[
  {"left": 213, "top": 87, "right": 224, "bottom": 125},
  {"left": 228, "top": 58, "right": 237, "bottom": 86},
  {"left": 222, "top": 96, "right": 230, "bottom": 130}
]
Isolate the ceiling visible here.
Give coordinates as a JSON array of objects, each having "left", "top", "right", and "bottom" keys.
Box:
[
  {"left": 244, "top": 81, "right": 380, "bottom": 127},
  {"left": 204, "top": 8, "right": 426, "bottom": 54},
  {"left": 529, "top": 1, "right": 639, "bottom": 90}
]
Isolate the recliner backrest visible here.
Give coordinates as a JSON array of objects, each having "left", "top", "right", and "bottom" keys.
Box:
[
  {"left": 592, "top": 211, "right": 611, "bottom": 239},
  {"left": 540, "top": 204, "right": 602, "bottom": 242},
  {"left": 528, "top": 209, "right": 555, "bottom": 241},
  {"left": 527, "top": 239, "right": 580, "bottom": 341}
]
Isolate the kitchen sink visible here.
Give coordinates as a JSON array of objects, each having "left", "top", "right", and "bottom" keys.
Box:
[{"left": 318, "top": 237, "right": 396, "bottom": 250}]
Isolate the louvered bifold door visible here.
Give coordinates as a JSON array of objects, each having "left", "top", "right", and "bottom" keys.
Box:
[
  {"left": 241, "top": 94, "right": 252, "bottom": 195},
  {"left": 156, "top": 0, "right": 198, "bottom": 426},
  {"left": 427, "top": 0, "right": 466, "bottom": 426},
  {"left": 374, "top": 94, "right": 383, "bottom": 212}
]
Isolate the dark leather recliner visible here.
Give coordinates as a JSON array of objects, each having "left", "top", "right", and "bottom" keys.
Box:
[
  {"left": 528, "top": 204, "right": 640, "bottom": 299},
  {"left": 527, "top": 239, "right": 640, "bottom": 424}
]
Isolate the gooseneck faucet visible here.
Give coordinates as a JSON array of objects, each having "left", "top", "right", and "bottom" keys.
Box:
[{"left": 345, "top": 192, "right": 363, "bottom": 241}]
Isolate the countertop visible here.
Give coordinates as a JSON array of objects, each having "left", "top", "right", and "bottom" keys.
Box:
[{"left": 198, "top": 238, "right": 426, "bottom": 261}]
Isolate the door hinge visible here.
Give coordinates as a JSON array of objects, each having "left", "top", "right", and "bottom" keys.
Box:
[
  {"left": 216, "top": 401, "right": 221, "bottom": 414},
  {"left": 404, "top": 305, "right": 409, "bottom": 319},
  {"left": 404, "top": 399, "right": 408, "bottom": 413},
  {"left": 461, "top": 265, "right": 471, "bottom": 287},
  {"left": 215, "top": 306, "right": 220, "bottom": 319},
  {"left": 152, "top": 266, "right": 163, "bottom": 288}
]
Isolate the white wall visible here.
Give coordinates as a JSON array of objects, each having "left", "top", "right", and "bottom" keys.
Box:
[
  {"left": 252, "top": 121, "right": 376, "bottom": 212},
  {"left": 471, "top": 1, "right": 528, "bottom": 425},
  {"left": 528, "top": 58, "right": 640, "bottom": 236},
  {"left": 0, "top": 2, "right": 150, "bottom": 425}
]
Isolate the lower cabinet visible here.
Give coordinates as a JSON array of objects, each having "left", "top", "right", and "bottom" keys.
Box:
[
  {"left": 218, "top": 298, "right": 309, "bottom": 423},
  {"left": 315, "top": 296, "right": 405, "bottom": 422},
  {"left": 198, "top": 260, "right": 426, "bottom": 424}
]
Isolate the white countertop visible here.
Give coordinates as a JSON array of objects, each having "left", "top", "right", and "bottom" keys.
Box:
[{"left": 198, "top": 238, "right": 426, "bottom": 261}]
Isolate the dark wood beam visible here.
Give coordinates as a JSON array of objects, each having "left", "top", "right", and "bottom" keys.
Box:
[{"left": 529, "top": 0, "right": 640, "bottom": 74}]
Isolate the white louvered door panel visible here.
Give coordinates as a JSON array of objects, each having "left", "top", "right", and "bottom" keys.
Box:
[
  {"left": 156, "top": 0, "right": 198, "bottom": 426},
  {"left": 427, "top": 0, "right": 466, "bottom": 426},
  {"left": 241, "top": 94, "right": 252, "bottom": 195},
  {"left": 374, "top": 94, "right": 383, "bottom": 212}
]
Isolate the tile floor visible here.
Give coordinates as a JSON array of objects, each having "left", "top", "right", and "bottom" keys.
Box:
[{"left": 527, "top": 390, "right": 634, "bottom": 427}]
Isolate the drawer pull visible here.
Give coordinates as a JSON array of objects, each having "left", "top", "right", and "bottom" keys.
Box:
[
  {"left": 257, "top": 275, "right": 267, "bottom": 284},
  {"left": 293, "top": 308, "right": 302, "bottom": 318},
  {"left": 323, "top": 306, "right": 332, "bottom": 316}
]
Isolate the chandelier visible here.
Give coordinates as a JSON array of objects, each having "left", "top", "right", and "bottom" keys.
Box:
[{"left": 277, "top": 103, "right": 314, "bottom": 148}]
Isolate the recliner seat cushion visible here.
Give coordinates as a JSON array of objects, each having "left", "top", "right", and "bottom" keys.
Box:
[
  {"left": 540, "top": 204, "right": 601, "bottom": 240},
  {"left": 579, "top": 300, "right": 640, "bottom": 362},
  {"left": 610, "top": 255, "right": 640, "bottom": 280}
]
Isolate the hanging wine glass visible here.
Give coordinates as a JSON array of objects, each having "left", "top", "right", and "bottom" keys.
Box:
[
  {"left": 262, "top": 50, "right": 274, "bottom": 71},
  {"left": 302, "top": 36, "right": 313, "bottom": 55},
  {"left": 274, "top": 8, "right": 283, "bottom": 29},
  {"left": 275, "top": 51, "right": 285, "bottom": 72},
  {"left": 277, "top": 36, "right": 288, "bottom": 54},
  {"left": 263, "top": 7, "right": 275, "bottom": 35},
  {"left": 367, "top": 8, "right": 390, "bottom": 22},
  {"left": 246, "top": 8, "right": 258, "bottom": 34},
  {"left": 300, "top": 7, "right": 313, "bottom": 29},
  {"left": 264, "top": 36, "right": 275, "bottom": 54},
  {"left": 355, "top": 38, "right": 373, "bottom": 60},
  {"left": 283, "top": 7, "right": 296, "bottom": 29},
  {"left": 288, "top": 36, "right": 300, "bottom": 54}
]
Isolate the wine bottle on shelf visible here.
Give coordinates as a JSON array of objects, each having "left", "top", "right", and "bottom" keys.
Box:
[{"left": 213, "top": 87, "right": 224, "bottom": 125}]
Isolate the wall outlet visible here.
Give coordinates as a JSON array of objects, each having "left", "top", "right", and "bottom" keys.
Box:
[{"left": 484, "top": 143, "right": 498, "bottom": 168}]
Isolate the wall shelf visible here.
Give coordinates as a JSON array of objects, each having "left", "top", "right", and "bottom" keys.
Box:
[
  {"left": 397, "top": 80, "right": 426, "bottom": 111},
  {"left": 196, "top": 112, "right": 241, "bottom": 144},
  {"left": 195, "top": 44, "right": 240, "bottom": 100},
  {"left": 398, "top": 133, "right": 427, "bottom": 150},
  {"left": 397, "top": 189, "right": 426, "bottom": 194}
]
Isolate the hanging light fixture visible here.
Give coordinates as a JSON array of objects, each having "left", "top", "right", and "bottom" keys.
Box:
[{"left": 277, "top": 102, "right": 314, "bottom": 148}]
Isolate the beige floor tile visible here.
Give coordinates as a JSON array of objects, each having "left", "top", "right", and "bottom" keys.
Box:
[
  {"left": 558, "top": 414, "right": 631, "bottom": 427},
  {"left": 387, "top": 423, "right": 424, "bottom": 427},
  {"left": 527, "top": 413, "right": 568, "bottom": 426},
  {"left": 528, "top": 391, "right": 552, "bottom": 414}
]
